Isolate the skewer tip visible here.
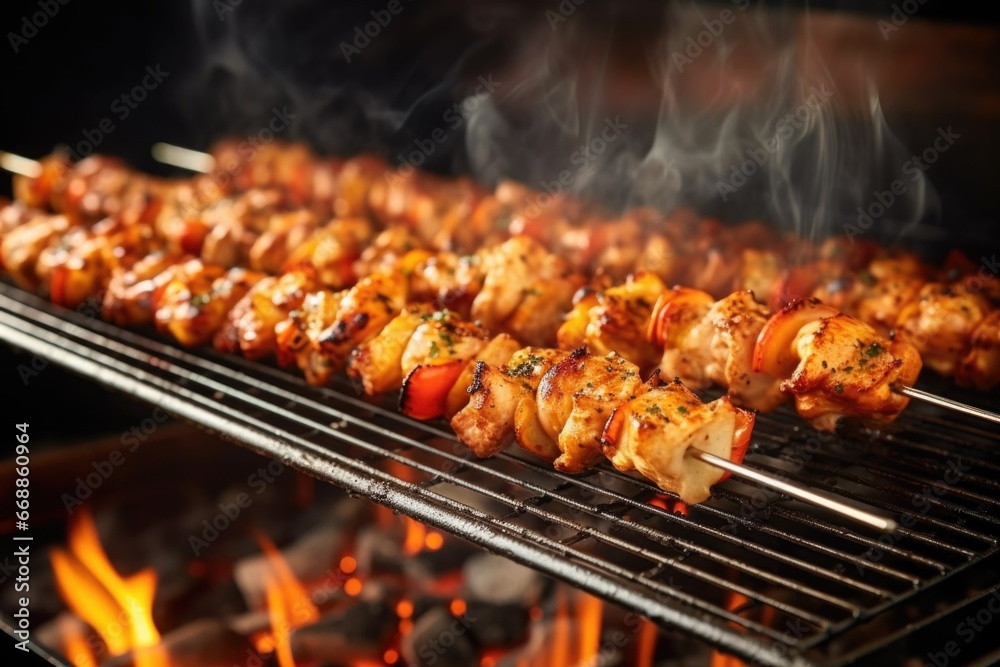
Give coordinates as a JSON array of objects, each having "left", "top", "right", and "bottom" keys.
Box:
[
  {"left": 151, "top": 143, "right": 215, "bottom": 174},
  {"left": 0, "top": 151, "right": 42, "bottom": 178}
]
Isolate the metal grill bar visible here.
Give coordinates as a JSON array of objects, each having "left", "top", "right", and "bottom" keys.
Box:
[{"left": 2, "top": 282, "right": 998, "bottom": 666}]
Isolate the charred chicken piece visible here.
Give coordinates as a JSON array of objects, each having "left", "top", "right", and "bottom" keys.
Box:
[
  {"left": 895, "top": 282, "right": 991, "bottom": 378},
  {"left": 214, "top": 269, "right": 321, "bottom": 360},
  {"left": 754, "top": 298, "right": 922, "bottom": 430},
  {"left": 957, "top": 310, "right": 1000, "bottom": 390},
  {"left": 472, "top": 236, "right": 584, "bottom": 347},
  {"left": 0, "top": 214, "right": 72, "bottom": 291},
  {"left": 450, "top": 347, "right": 569, "bottom": 459},
  {"left": 153, "top": 260, "right": 265, "bottom": 348},
  {"left": 558, "top": 272, "right": 666, "bottom": 373},
  {"left": 602, "top": 378, "right": 754, "bottom": 504},
  {"left": 651, "top": 289, "right": 786, "bottom": 412},
  {"left": 534, "top": 349, "right": 647, "bottom": 473}
]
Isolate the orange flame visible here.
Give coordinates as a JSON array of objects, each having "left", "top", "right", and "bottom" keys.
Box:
[
  {"left": 254, "top": 530, "right": 321, "bottom": 667},
  {"left": 549, "top": 590, "right": 570, "bottom": 667},
  {"left": 711, "top": 591, "right": 754, "bottom": 667},
  {"left": 59, "top": 618, "right": 97, "bottom": 667},
  {"left": 50, "top": 510, "right": 165, "bottom": 667},
  {"left": 636, "top": 620, "right": 658, "bottom": 667},
  {"left": 575, "top": 593, "right": 604, "bottom": 666}
]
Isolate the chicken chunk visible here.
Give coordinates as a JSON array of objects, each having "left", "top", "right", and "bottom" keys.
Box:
[
  {"left": 895, "top": 283, "right": 990, "bottom": 377},
  {"left": 557, "top": 272, "right": 666, "bottom": 372},
  {"left": 602, "top": 380, "right": 750, "bottom": 504},
  {"left": 784, "top": 314, "right": 922, "bottom": 430},
  {"left": 535, "top": 349, "right": 647, "bottom": 473}
]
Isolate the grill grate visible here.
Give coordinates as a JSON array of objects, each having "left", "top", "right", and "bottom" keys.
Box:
[{"left": 2, "top": 281, "right": 998, "bottom": 666}]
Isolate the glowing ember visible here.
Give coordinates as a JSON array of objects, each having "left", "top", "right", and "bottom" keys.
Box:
[
  {"left": 649, "top": 494, "right": 689, "bottom": 516},
  {"left": 449, "top": 598, "right": 467, "bottom": 616},
  {"left": 383, "top": 648, "right": 400, "bottom": 664},
  {"left": 50, "top": 510, "right": 165, "bottom": 667},
  {"left": 402, "top": 517, "right": 426, "bottom": 556},
  {"left": 424, "top": 531, "right": 444, "bottom": 550},
  {"left": 344, "top": 577, "right": 363, "bottom": 596},
  {"left": 396, "top": 599, "right": 414, "bottom": 619},
  {"left": 339, "top": 555, "right": 357, "bottom": 574}
]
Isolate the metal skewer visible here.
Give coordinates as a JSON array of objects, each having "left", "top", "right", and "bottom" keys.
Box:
[
  {"left": 897, "top": 386, "right": 1000, "bottom": 426},
  {"left": 0, "top": 151, "right": 42, "bottom": 178},
  {"left": 688, "top": 447, "right": 899, "bottom": 532},
  {"left": 150, "top": 142, "right": 215, "bottom": 173}
]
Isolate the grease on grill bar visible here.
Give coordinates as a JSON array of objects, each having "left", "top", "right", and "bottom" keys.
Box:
[{"left": 2, "top": 281, "right": 998, "bottom": 667}]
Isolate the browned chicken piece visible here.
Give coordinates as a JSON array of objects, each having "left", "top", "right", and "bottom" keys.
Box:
[
  {"left": 472, "top": 236, "right": 584, "bottom": 347},
  {"left": 102, "top": 252, "right": 186, "bottom": 326},
  {"left": 557, "top": 272, "right": 666, "bottom": 372},
  {"left": 450, "top": 347, "right": 569, "bottom": 459},
  {"left": 316, "top": 271, "right": 409, "bottom": 363},
  {"left": 282, "top": 217, "right": 373, "bottom": 288},
  {"left": 848, "top": 270, "right": 924, "bottom": 336},
  {"left": 602, "top": 380, "right": 749, "bottom": 504},
  {"left": 957, "top": 310, "right": 1000, "bottom": 390},
  {"left": 348, "top": 305, "right": 435, "bottom": 396},
  {"left": 373, "top": 170, "right": 485, "bottom": 252},
  {"left": 153, "top": 261, "right": 265, "bottom": 348},
  {"left": 737, "top": 249, "right": 783, "bottom": 304},
  {"left": 636, "top": 233, "right": 682, "bottom": 285},
  {"left": 659, "top": 290, "right": 786, "bottom": 412},
  {"left": 11, "top": 154, "right": 70, "bottom": 211},
  {"left": 534, "top": 349, "right": 647, "bottom": 473},
  {"left": 274, "top": 288, "right": 346, "bottom": 386},
  {"left": 0, "top": 214, "right": 72, "bottom": 290},
  {"left": 353, "top": 227, "right": 423, "bottom": 279},
  {"left": 337, "top": 155, "right": 390, "bottom": 219},
  {"left": 0, "top": 202, "right": 39, "bottom": 243},
  {"left": 214, "top": 269, "right": 321, "bottom": 360},
  {"left": 399, "top": 309, "right": 489, "bottom": 375},
  {"left": 783, "top": 314, "right": 922, "bottom": 430},
  {"left": 895, "top": 283, "right": 991, "bottom": 377},
  {"left": 33, "top": 216, "right": 160, "bottom": 309},
  {"left": 248, "top": 210, "right": 320, "bottom": 274},
  {"left": 199, "top": 189, "right": 286, "bottom": 268},
  {"left": 443, "top": 333, "right": 522, "bottom": 418}
]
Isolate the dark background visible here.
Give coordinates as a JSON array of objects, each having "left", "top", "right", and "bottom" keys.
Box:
[{"left": 1, "top": 0, "right": 998, "bottom": 249}]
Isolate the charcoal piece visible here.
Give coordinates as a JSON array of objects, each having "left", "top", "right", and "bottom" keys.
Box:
[
  {"left": 462, "top": 553, "right": 543, "bottom": 606},
  {"left": 464, "top": 601, "right": 529, "bottom": 648},
  {"left": 102, "top": 619, "right": 256, "bottom": 667},
  {"left": 401, "top": 606, "right": 478, "bottom": 667},
  {"left": 355, "top": 528, "right": 406, "bottom": 576},
  {"left": 290, "top": 600, "right": 394, "bottom": 663}
]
